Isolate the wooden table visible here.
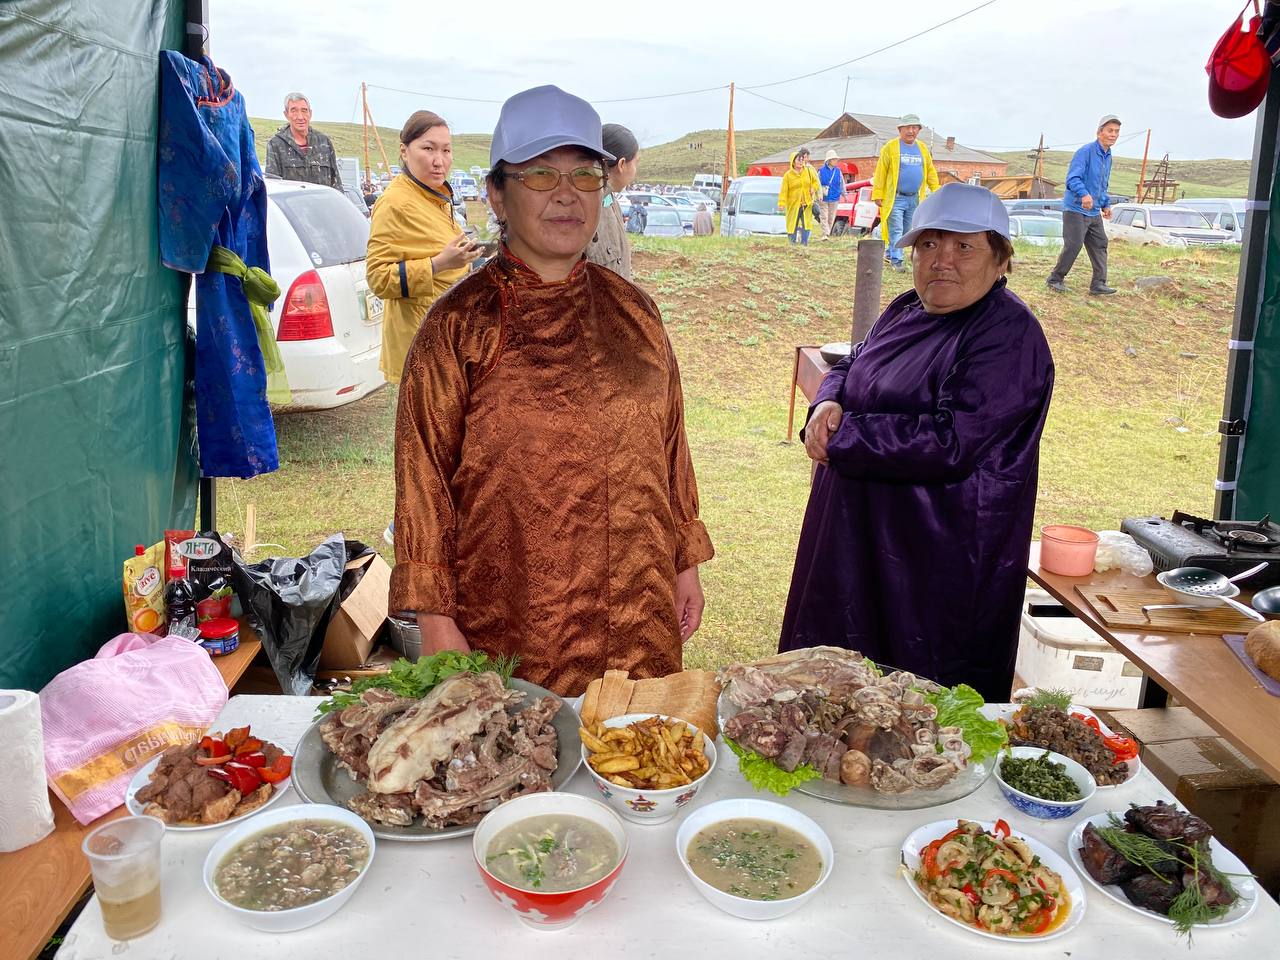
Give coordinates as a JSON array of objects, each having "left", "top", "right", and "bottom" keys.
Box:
[
  {"left": 0, "top": 629, "right": 265, "bottom": 960},
  {"left": 1027, "top": 542, "right": 1280, "bottom": 783},
  {"left": 786, "top": 346, "right": 832, "bottom": 440}
]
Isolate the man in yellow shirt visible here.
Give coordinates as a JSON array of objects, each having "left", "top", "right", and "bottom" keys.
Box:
[{"left": 872, "top": 113, "right": 939, "bottom": 271}]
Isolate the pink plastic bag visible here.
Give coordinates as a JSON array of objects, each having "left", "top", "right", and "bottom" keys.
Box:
[{"left": 40, "top": 633, "right": 228, "bottom": 824}]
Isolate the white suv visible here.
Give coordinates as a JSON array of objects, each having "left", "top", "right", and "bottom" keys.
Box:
[{"left": 1105, "top": 204, "right": 1234, "bottom": 248}]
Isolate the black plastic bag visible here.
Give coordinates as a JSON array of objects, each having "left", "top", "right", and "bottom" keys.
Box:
[{"left": 231, "top": 534, "right": 374, "bottom": 696}]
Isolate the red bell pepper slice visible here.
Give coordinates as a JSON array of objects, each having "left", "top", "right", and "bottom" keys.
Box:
[
  {"left": 993, "top": 818, "right": 1011, "bottom": 838},
  {"left": 199, "top": 736, "right": 230, "bottom": 757},
  {"left": 1021, "top": 906, "right": 1053, "bottom": 935},
  {"left": 224, "top": 761, "right": 262, "bottom": 794},
  {"left": 237, "top": 751, "right": 267, "bottom": 768},
  {"left": 195, "top": 753, "right": 230, "bottom": 767},
  {"left": 207, "top": 767, "right": 231, "bottom": 783},
  {"left": 961, "top": 883, "right": 980, "bottom": 906},
  {"left": 984, "top": 867, "right": 1019, "bottom": 886},
  {"left": 259, "top": 755, "right": 292, "bottom": 784},
  {"left": 234, "top": 737, "right": 264, "bottom": 757}
]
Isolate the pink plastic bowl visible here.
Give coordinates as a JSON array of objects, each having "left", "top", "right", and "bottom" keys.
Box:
[{"left": 1040, "top": 525, "right": 1100, "bottom": 577}]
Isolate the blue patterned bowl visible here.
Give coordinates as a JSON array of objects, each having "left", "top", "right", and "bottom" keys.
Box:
[{"left": 994, "top": 746, "right": 1096, "bottom": 820}]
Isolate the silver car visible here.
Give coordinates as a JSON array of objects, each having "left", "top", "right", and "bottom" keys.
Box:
[{"left": 1008, "top": 215, "right": 1064, "bottom": 248}]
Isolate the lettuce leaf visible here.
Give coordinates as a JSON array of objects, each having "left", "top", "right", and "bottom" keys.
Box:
[
  {"left": 723, "top": 736, "right": 823, "bottom": 796},
  {"left": 925, "top": 683, "right": 1007, "bottom": 763}
]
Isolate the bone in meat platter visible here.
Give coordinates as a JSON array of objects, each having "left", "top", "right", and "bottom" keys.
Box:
[
  {"left": 291, "top": 678, "right": 583, "bottom": 841},
  {"left": 717, "top": 687, "right": 994, "bottom": 810}
]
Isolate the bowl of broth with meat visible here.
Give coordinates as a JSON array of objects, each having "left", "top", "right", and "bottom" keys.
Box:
[
  {"left": 676, "top": 798, "right": 834, "bottom": 920},
  {"left": 472, "top": 792, "right": 628, "bottom": 929},
  {"left": 202, "top": 804, "right": 375, "bottom": 932}
]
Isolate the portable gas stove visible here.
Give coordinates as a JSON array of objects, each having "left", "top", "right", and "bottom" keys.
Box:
[{"left": 1121, "top": 511, "right": 1280, "bottom": 587}]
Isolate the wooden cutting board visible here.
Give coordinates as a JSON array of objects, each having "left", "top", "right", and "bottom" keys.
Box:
[{"left": 1076, "top": 586, "right": 1260, "bottom": 633}]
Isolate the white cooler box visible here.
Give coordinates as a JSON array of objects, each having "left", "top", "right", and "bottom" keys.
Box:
[{"left": 1015, "top": 588, "right": 1146, "bottom": 709}]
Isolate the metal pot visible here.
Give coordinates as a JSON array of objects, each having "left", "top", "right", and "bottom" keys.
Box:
[{"left": 384, "top": 614, "right": 422, "bottom": 660}]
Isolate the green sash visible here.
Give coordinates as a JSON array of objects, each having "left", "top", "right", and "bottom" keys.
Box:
[{"left": 205, "top": 245, "right": 290, "bottom": 404}]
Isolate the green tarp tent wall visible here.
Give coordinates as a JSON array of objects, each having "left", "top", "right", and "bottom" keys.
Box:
[
  {"left": 1218, "top": 38, "right": 1280, "bottom": 521},
  {"left": 0, "top": 0, "right": 199, "bottom": 690}
]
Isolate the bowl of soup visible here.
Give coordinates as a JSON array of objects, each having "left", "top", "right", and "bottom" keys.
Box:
[
  {"left": 472, "top": 791, "right": 628, "bottom": 930},
  {"left": 676, "top": 798, "right": 834, "bottom": 921},
  {"left": 202, "top": 803, "right": 375, "bottom": 932}
]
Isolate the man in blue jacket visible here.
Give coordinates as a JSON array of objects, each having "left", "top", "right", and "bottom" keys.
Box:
[
  {"left": 817, "top": 149, "right": 846, "bottom": 239},
  {"left": 1047, "top": 115, "right": 1121, "bottom": 295}
]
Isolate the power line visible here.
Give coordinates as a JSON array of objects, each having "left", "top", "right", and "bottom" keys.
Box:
[
  {"left": 743, "top": 0, "right": 1002, "bottom": 91},
  {"left": 737, "top": 88, "right": 831, "bottom": 122},
  {"left": 366, "top": 81, "right": 730, "bottom": 107}
]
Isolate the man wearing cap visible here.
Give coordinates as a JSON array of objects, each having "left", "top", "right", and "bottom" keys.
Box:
[
  {"left": 389, "top": 85, "right": 714, "bottom": 698},
  {"left": 817, "top": 149, "right": 846, "bottom": 239},
  {"left": 872, "top": 113, "right": 939, "bottom": 269},
  {"left": 1047, "top": 115, "right": 1121, "bottom": 295},
  {"left": 781, "top": 183, "right": 1054, "bottom": 701}
]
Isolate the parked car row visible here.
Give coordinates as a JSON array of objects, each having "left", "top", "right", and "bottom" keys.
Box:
[{"left": 1104, "top": 203, "right": 1235, "bottom": 247}]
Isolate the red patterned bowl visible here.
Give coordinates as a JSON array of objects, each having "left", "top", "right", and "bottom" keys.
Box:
[{"left": 472, "top": 792, "right": 628, "bottom": 930}]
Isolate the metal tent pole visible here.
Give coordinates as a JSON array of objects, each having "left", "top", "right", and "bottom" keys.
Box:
[
  {"left": 1214, "top": 60, "right": 1280, "bottom": 520},
  {"left": 185, "top": 0, "right": 216, "bottom": 531}
]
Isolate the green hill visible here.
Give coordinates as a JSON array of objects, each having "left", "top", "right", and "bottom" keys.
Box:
[
  {"left": 635, "top": 128, "right": 819, "bottom": 182},
  {"left": 993, "top": 149, "right": 1251, "bottom": 200}
]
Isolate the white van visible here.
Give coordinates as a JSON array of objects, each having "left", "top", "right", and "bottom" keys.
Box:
[
  {"left": 720, "top": 176, "right": 786, "bottom": 237},
  {"left": 693, "top": 173, "right": 723, "bottom": 194}
]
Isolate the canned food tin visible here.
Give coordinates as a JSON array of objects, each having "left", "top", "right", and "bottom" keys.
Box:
[{"left": 198, "top": 617, "right": 240, "bottom": 656}]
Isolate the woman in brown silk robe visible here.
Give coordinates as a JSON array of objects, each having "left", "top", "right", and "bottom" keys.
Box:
[{"left": 388, "top": 86, "right": 714, "bottom": 697}]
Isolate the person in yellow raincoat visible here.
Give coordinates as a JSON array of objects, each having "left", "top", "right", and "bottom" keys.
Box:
[
  {"left": 872, "top": 113, "right": 939, "bottom": 270},
  {"left": 778, "top": 148, "right": 821, "bottom": 246},
  {"left": 366, "top": 109, "right": 481, "bottom": 544}
]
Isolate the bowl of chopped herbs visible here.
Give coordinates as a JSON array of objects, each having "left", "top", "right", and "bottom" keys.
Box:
[{"left": 995, "top": 746, "right": 1096, "bottom": 820}]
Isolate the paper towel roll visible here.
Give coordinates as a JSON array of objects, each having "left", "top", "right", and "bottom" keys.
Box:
[{"left": 0, "top": 690, "right": 55, "bottom": 852}]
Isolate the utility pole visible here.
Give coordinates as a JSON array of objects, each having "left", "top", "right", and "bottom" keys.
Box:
[
  {"left": 842, "top": 76, "right": 852, "bottom": 115},
  {"left": 722, "top": 83, "right": 736, "bottom": 206},
  {"left": 363, "top": 93, "right": 394, "bottom": 181},
  {"left": 361, "top": 82, "right": 371, "bottom": 189},
  {"left": 1034, "top": 133, "right": 1044, "bottom": 181},
  {"left": 1136, "top": 128, "right": 1152, "bottom": 203}
]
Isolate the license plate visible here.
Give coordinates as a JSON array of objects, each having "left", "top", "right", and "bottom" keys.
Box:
[{"left": 364, "top": 292, "right": 384, "bottom": 324}]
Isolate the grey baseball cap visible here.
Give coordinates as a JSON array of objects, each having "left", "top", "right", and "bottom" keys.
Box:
[
  {"left": 898, "top": 113, "right": 922, "bottom": 127},
  {"left": 490, "top": 85, "right": 613, "bottom": 166},
  {"left": 1098, "top": 113, "right": 1121, "bottom": 129},
  {"left": 896, "top": 182, "right": 1009, "bottom": 249}
]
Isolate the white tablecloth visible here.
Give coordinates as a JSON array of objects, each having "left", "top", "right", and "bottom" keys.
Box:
[{"left": 57, "top": 695, "right": 1280, "bottom": 959}]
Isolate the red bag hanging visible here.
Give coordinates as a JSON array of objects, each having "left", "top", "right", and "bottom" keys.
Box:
[{"left": 1206, "top": 1, "right": 1270, "bottom": 118}]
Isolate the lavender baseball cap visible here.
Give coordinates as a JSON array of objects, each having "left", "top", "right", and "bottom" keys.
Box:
[
  {"left": 896, "top": 182, "right": 1010, "bottom": 249},
  {"left": 490, "top": 85, "right": 613, "bottom": 166}
]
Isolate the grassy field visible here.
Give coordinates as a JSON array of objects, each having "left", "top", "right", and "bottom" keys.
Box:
[
  {"left": 994, "top": 149, "right": 1251, "bottom": 200},
  {"left": 248, "top": 117, "right": 1250, "bottom": 198},
  {"left": 215, "top": 231, "right": 1239, "bottom": 671}
]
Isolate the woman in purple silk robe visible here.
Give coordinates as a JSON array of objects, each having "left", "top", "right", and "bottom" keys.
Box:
[{"left": 780, "top": 184, "right": 1054, "bottom": 701}]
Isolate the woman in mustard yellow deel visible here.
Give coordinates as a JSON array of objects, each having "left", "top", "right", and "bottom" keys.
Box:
[
  {"left": 778, "top": 148, "right": 821, "bottom": 245},
  {"left": 366, "top": 110, "right": 480, "bottom": 386}
]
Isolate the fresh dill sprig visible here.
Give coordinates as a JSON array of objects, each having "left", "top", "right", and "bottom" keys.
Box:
[{"left": 1023, "top": 687, "right": 1074, "bottom": 711}]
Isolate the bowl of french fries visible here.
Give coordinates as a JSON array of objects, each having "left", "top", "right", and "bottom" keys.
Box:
[{"left": 579, "top": 713, "right": 717, "bottom": 824}]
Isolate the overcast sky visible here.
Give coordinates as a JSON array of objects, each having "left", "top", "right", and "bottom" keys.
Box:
[{"left": 212, "top": 0, "right": 1258, "bottom": 160}]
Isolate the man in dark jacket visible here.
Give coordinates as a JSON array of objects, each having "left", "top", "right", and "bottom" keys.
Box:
[{"left": 264, "top": 92, "right": 342, "bottom": 191}]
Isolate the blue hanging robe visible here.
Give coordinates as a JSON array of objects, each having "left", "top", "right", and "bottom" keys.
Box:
[{"left": 157, "top": 51, "right": 278, "bottom": 478}]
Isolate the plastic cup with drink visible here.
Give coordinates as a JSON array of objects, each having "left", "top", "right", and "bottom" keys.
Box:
[{"left": 82, "top": 815, "right": 165, "bottom": 940}]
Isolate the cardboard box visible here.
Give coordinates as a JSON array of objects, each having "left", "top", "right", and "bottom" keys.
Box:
[
  {"left": 1095, "top": 706, "right": 1217, "bottom": 747},
  {"left": 317, "top": 553, "right": 391, "bottom": 669},
  {"left": 1142, "top": 736, "right": 1280, "bottom": 897}
]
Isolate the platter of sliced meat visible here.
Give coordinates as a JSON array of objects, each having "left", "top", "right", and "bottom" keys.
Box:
[
  {"left": 717, "top": 647, "right": 997, "bottom": 809},
  {"left": 1068, "top": 806, "right": 1259, "bottom": 930},
  {"left": 291, "top": 674, "right": 582, "bottom": 840}
]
